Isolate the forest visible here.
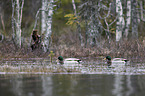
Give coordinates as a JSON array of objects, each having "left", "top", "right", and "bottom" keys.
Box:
[{"left": 0, "top": 0, "right": 145, "bottom": 59}]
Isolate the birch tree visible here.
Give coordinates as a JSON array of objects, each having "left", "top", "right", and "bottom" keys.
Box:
[
  {"left": 11, "top": 0, "right": 24, "bottom": 48},
  {"left": 116, "top": 0, "right": 125, "bottom": 42},
  {"left": 131, "top": 0, "right": 138, "bottom": 39},
  {"left": 124, "top": 0, "right": 131, "bottom": 39},
  {"left": 41, "top": 0, "right": 54, "bottom": 52},
  {"left": 0, "top": 2, "right": 5, "bottom": 34},
  {"left": 140, "top": 1, "right": 145, "bottom": 22},
  {"left": 0, "top": 2, "right": 4, "bottom": 41}
]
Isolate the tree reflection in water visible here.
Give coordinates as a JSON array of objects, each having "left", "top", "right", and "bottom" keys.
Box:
[
  {"left": 0, "top": 74, "right": 145, "bottom": 96},
  {"left": 112, "top": 75, "right": 134, "bottom": 96}
]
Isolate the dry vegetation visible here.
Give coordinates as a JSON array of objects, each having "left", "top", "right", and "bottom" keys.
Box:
[{"left": 1, "top": 37, "right": 145, "bottom": 63}]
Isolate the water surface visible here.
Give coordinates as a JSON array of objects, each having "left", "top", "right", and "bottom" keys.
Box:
[
  {"left": 0, "top": 58, "right": 145, "bottom": 96},
  {"left": 0, "top": 74, "right": 145, "bottom": 96}
]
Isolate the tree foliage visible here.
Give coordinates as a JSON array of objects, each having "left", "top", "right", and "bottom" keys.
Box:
[{"left": 64, "top": 14, "right": 79, "bottom": 25}]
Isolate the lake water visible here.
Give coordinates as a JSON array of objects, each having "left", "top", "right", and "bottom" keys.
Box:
[
  {"left": 0, "top": 58, "right": 145, "bottom": 96},
  {"left": 0, "top": 74, "right": 145, "bottom": 96}
]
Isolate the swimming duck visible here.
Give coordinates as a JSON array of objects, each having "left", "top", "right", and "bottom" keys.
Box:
[
  {"left": 104, "top": 56, "right": 112, "bottom": 66},
  {"left": 105, "top": 56, "right": 129, "bottom": 66},
  {"left": 57, "top": 56, "right": 82, "bottom": 66},
  {"left": 58, "top": 56, "right": 64, "bottom": 64}
]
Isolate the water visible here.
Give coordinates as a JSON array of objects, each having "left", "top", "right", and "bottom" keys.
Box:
[
  {"left": 0, "top": 74, "right": 145, "bottom": 96},
  {"left": 0, "top": 58, "right": 145, "bottom": 96},
  {"left": 0, "top": 58, "right": 145, "bottom": 75}
]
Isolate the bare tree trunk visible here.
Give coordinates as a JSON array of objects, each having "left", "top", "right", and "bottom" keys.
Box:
[
  {"left": 0, "top": 1, "right": 5, "bottom": 35},
  {"left": 85, "top": 20, "right": 88, "bottom": 47},
  {"left": 131, "top": 0, "right": 138, "bottom": 39},
  {"left": 41, "top": 0, "right": 54, "bottom": 52},
  {"left": 0, "top": 6, "right": 4, "bottom": 42},
  {"left": 124, "top": 0, "right": 131, "bottom": 39},
  {"left": 16, "top": 0, "right": 21, "bottom": 47},
  {"left": 41, "top": 0, "right": 47, "bottom": 34},
  {"left": 116, "top": 0, "right": 125, "bottom": 42},
  {"left": 88, "top": 21, "right": 96, "bottom": 46},
  {"left": 11, "top": 0, "right": 24, "bottom": 48},
  {"left": 140, "top": 1, "right": 145, "bottom": 22}
]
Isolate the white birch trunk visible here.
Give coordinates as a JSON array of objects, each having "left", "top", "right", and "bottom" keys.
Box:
[
  {"left": 41, "top": 0, "right": 47, "bottom": 34},
  {"left": 72, "top": 0, "right": 77, "bottom": 15},
  {"left": 140, "top": 1, "right": 145, "bottom": 21},
  {"left": 0, "top": 4, "right": 5, "bottom": 33},
  {"left": 16, "top": 0, "right": 21, "bottom": 47},
  {"left": 12, "top": 0, "right": 24, "bottom": 48},
  {"left": 116, "top": 0, "right": 125, "bottom": 42},
  {"left": 124, "top": 0, "right": 131, "bottom": 38},
  {"left": 41, "top": 0, "right": 54, "bottom": 52}
]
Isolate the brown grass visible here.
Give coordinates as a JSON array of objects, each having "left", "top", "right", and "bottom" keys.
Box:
[{"left": 1, "top": 38, "right": 145, "bottom": 62}]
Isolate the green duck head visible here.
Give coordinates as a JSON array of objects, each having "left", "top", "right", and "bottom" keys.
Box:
[
  {"left": 106, "top": 56, "right": 111, "bottom": 61},
  {"left": 58, "top": 56, "right": 63, "bottom": 61},
  {"left": 58, "top": 56, "right": 64, "bottom": 64},
  {"left": 105, "top": 56, "right": 112, "bottom": 67}
]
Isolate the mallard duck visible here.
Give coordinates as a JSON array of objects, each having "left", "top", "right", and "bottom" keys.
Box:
[
  {"left": 58, "top": 56, "right": 64, "bottom": 64},
  {"left": 57, "top": 56, "right": 82, "bottom": 66},
  {"left": 104, "top": 56, "right": 112, "bottom": 66},
  {"left": 105, "top": 56, "right": 129, "bottom": 66}
]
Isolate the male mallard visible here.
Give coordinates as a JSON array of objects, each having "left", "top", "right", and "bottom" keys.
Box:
[
  {"left": 104, "top": 56, "right": 112, "bottom": 66},
  {"left": 58, "top": 56, "right": 64, "bottom": 64},
  {"left": 105, "top": 56, "right": 129, "bottom": 66},
  {"left": 57, "top": 56, "right": 82, "bottom": 66}
]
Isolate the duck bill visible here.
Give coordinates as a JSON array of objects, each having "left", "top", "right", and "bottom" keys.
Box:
[{"left": 103, "top": 58, "right": 106, "bottom": 60}]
